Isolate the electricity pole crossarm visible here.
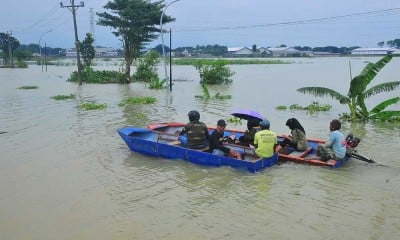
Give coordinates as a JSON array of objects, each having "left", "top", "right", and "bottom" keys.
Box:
[
  {"left": 61, "top": 0, "right": 85, "bottom": 85},
  {"left": 60, "top": 1, "right": 84, "bottom": 11}
]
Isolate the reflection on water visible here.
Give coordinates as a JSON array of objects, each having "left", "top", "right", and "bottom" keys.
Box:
[{"left": 1, "top": 58, "right": 399, "bottom": 239}]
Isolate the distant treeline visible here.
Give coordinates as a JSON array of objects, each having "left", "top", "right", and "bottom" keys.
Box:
[
  {"left": 152, "top": 39, "right": 400, "bottom": 57},
  {"left": 9, "top": 38, "right": 400, "bottom": 59},
  {"left": 18, "top": 44, "right": 65, "bottom": 57}
]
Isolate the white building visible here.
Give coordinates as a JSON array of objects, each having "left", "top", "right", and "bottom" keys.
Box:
[
  {"left": 65, "top": 47, "right": 119, "bottom": 57},
  {"left": 95, "top": 47, "right": 118, "bottom": 57},
  {"left": 227, "top": 47, "right": 254, "bottom": 55},
  {"left": 267, "top": 47, "right": 300, "bottom": 57},
  {"left": 257, "top": 47, "right": 272, "bottom": 55},
  {"left": 267, "top": 47, "right": 313, "bottom": 57},
  {"left": 350, "top": 47, "right": 398, "bottom": 55}
]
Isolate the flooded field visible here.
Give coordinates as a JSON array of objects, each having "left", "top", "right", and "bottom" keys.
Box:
[{"left": 1, "top": 57, "right": 399, "bottom": 240}]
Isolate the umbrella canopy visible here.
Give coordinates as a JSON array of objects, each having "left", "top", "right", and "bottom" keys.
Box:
[{"left": 231, "top": 109, "right": 264, "bottom": 121}]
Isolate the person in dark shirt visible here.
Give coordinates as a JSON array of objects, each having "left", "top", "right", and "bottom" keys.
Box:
[
  {"left": 179, "top": 110, "right": 209, "bottom": 149},
  {"left": 238, "top": 117, "right": 260, "bottom": 147},
  {"left": 209, "top": 119, "right": 242, "bottom": 159}
]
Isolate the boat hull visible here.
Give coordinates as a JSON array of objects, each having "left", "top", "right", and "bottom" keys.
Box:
[
  {"left": 147, "top": 122, "right": 349, "bottom": 168},
  {"left": 118, "top": 126, "right": 278, "bottom": 172},
  {"left": 276, "top": 137, "right": 347, "bottom": 168}
]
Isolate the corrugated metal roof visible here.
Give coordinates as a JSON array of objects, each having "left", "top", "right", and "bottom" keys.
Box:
[{"left": 228, "top": 47, "right": 249, "bottom": 52}]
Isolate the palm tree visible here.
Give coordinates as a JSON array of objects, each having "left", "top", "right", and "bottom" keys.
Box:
[{"left": 297, "top": 55, "right": 400, "bottom": 121}]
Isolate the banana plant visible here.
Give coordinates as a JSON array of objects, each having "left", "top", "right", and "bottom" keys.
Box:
[{"left": 297, "top": 55, "right": 400, "bottom": 121}]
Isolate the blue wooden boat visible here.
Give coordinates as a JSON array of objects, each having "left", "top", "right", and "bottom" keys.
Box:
[
  {"left": 118, "top": 124, "right": 278, "bottom": 172},
  {"left": 146, "top": 122, "right": 356, "bottom": 168}
]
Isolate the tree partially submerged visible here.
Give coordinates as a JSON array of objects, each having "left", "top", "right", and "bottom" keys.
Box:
[
  {"left": 297, "top": 55, "right": 400, "bottom": 121},
  {"left": 79, "top": 33, "right": 95, "bottom": 69},
  {"left": 133, "top": 50, "right": 160, "bottom": 79},
  {"left": 0, "top": 32, "right": 20, "bottom": 66},
  {"left": 194, "top": 59, "right": 234, "bottom": 84},
  {"left": 97, "top": 0, "right": 174, "bottom": 83}
]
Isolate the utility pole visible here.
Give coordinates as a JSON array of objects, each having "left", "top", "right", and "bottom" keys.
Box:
[
  {"left": 45, "top": 42, "right": 48, "bottom": 72},
  {"left": 169, "top": 29, "right": 172, "bottom": 91},
  {"left": 160, "top": 0, "right": 180, "bottom": 85},
  {"left": 7, "top": 31, "right": 13, "bottom": 67},
  {"left": 89, "top": 8, "right": 96, "bottom": 47},
  {"left": 61, "top": 0, "right": 85, "bottom": 85},
  {"left": 39, "top": 29, "right": 52, "bottom": 71}
]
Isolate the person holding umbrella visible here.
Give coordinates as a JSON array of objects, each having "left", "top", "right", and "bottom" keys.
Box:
[
  {"left": 231, "top": 109, "right": 263, "bottom": 147},
  {"left": 238, "top": 117, "right": 261, "bottom": 147}
]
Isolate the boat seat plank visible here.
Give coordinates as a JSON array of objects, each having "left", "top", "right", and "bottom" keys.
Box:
[
  {"left": 168, "top": 140, "right": 181, "bottom": 145},
  {"left": 288, "top": 147, "right": 313, "bottom": 158}
]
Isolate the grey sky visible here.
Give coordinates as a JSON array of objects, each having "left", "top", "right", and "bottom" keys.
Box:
[{"left": 1, "top": 0, "right": 399, "bottom": 49}]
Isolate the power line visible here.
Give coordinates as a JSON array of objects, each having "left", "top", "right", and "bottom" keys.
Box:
[
  {"left": 18, "top": 5, "right": 61, "bottom": 32},
  {"left": 175, "top": 8, "right": 400, "bottom": 33}
]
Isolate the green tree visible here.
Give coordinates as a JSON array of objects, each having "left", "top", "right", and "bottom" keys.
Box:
[
  {"left": 0, "top": 32, "right": 20, "bottom": 66},
  {"left": 377, "top": 41, "right": 385, "bottom": 47},
  {"left": 252, "top": 44, "right": 257, "bottom": 53},
  {"left": 195, "top": 45, "right": 228, "bottom": 56},
  {"left": 386, "top": 40, "right": 394, "bottom": 47},
  {"left": 297, "top": 55, "right": 400, "bottom": 121},
  {"left": 393, "top": 39, "right": 400, "bottom": 48},
  {"left": 194, "top": 59, "right": 234, "bottom": 85},
  {"left": 79, "top": 33, "right": 95, "bottom": 69},
  {"left": 97, "top": 0, "right": 174, "bottom": 84},
  {"left": 13, "top": 49, "right": 32, "bottom": 61},
  {"left": 153, "top": 44, "right": 170, "bottom": 55},
  {"left": 132, "top": 50, "right": 161, "bottom": 82}
]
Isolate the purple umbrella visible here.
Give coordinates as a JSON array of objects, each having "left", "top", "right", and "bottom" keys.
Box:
[{"left": 231, "top": 109, "right": 264, "bottom": 121}]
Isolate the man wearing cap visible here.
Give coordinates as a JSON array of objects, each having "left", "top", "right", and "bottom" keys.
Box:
[
  {"left": 254, "top": 119, "right": 278, "bottom": 158},
  {"left": 208, "top": 119, "right": 242, "bottom": 160}
]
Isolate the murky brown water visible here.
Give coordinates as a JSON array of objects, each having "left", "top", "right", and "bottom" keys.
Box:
[{"left": 1, "top": 57, "right": 399, "bottom": 240}]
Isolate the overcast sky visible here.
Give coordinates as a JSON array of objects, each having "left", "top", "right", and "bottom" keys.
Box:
[{"left": 1, "top": 0, "right": 400, "bottom": 49}]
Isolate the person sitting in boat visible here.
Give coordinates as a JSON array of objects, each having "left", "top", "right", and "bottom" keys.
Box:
[
  {"left": 208, "top": 119, "right": 242, "bottom": 160},
  {"left": 316, "top": 119, "right": 346, "bottom": 161},
  {"left": 238, "top": 118, "right": 260, "bottom": 147},
  {"left": 254, "top": 119, "right": 278, "bottom": 158},
  {"left": 279, "top": 118, "right": 308, "bottom": 151},
  {"left": 179, "top": 110, "right": 209, "bottom": 149}
]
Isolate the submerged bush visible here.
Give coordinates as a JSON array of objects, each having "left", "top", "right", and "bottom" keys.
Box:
[
  {"left": 226, "top": 117, "right": 242, "bottom": 125},
  {"left": 132, "top": 50, "right": 160, "bottom": 82},
  {"left": 119, "top": 97, "right": 157, "bottom": 107},
  {"left": 68, "top": 67, "right": 125, "bottom": 84},
  {"left": 17, "top": 85, "right": 38, "bottom": 89},
  {"left": 194, "top": 84, "right": 231, "bottom": 100},
  {"left": 51, "top": 94, "right": 76, "bottom": 100},
  {"left": 277, "top": 101, "right": 332, "bottom": 113},
  {"left": 148, "top": 77, "right": 167, "bottom": 89},
  {"left": 194, "top": 59, "right": 234, "bottom": 84},
  {"left": 79, "top": 102, "right": 107, "bottom": 110},
  {"left": 276, "top": 105, "right": 288, "bottom": 110}
]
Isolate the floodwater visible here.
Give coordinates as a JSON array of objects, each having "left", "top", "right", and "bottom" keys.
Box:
[{"left": 1, "top": 57, "right": 399, "bottom": 240}]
